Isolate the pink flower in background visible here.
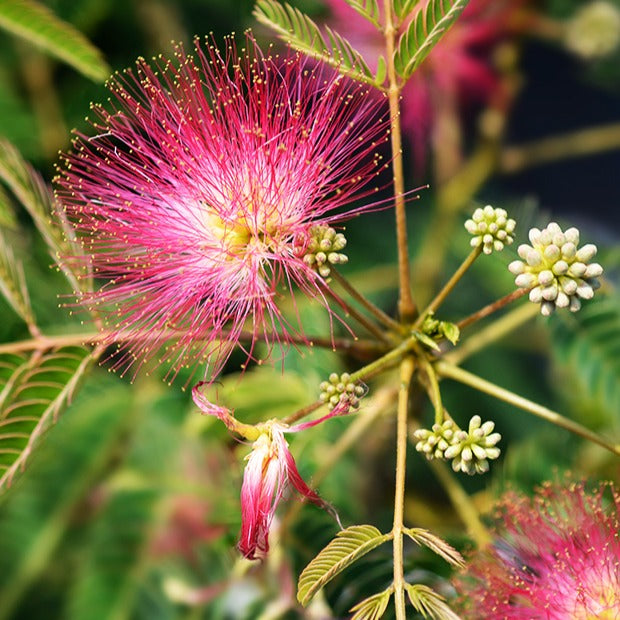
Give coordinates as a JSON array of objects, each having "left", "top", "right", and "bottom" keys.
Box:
[
  {"left": 55, "top": 34, "right": 389, "bottom": 382},
  {"left": 324, "top": 0, "right": 525, "bottom": 167},
  {"left": 455, "top": 481, "right": 620, "bottom": 618}
]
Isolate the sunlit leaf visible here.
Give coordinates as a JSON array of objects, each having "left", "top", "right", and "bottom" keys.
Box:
[
  {"left": 0, "top": 0, "right": 109, "bottom": 81},
  {"left": 0, "top": 138, "right": 88, "bottom": 293},
  {"left": 297, "top": 524, "right": 391, "bottom": 606},
  {"left": 0, "top": 231, "right": 34, "bottom": 326},
  {"left": 403, "top": 527, "right": 464, "bottom": 567},
  {"left": 0, "top": 345, "right": 97, "bottom": 492},
  {"left": 253, "top": 0, "right": 380, "bottom": 86},
  {"left": 404, "top": 583, "right": 462, "bottom": 620},
  {"left": 349, "top": 586, "right": 393, "bottom": 620},
  {"left": 394, "top": 0, "right": 470, "bottom": 79},
  {"left": 342, "top": 0, "right": 381, "bottom": 29}
]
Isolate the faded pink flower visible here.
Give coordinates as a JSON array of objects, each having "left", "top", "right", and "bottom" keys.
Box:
[
  {"left": 323, "top": 0, "right": 526, "bottom": 167},
  {"left": 455, "top": 480, "right": 620, "bottom": 619},
  {"left": 193, "top": 382, "right": 334, "bottom": 560},
  {"left": 55, "top": 34, "right": 389, "bottom": 382}
]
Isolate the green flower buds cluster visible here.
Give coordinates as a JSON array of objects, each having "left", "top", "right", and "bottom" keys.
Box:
[
  {"left": 319, "top": 372, "right": 365, "bottom": 411},
  {"left": 444, "top": 415, "right": 501, "bottom": 475},
  {"left": 414, "top": 416, "right": 501, "bottom": 475},
  {"left": 414, "top": 420, "right": 456, "bottom": 460},
  {"left": 509, "top": 222, "right": 603, "bottom": 316},
  {"left": 564, "top": 1, "right": 620, "bottom": 60},
  {"left": 303, "top": 225, "right": 348, "bottom": 278},
  {"left": 465, "top": 206, "right": 516, "bottom": 255}
]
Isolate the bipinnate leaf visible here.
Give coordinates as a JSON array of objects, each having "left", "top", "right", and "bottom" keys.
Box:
[
  {"left": 0, "top": 185, "right": 17, "bottom": 228},
  {"left": 405, "top": 584, "right": 462, "bottom": 620},
  {"left": 393, "top": 0, "right": 420, "bottom": 20},
  {"left": 0, "top": 345, "right": 97, "bottom": 492},
  {"left": 394, "top": 0, "right": 470, "bottom": 79},
  {"left": 253, "top": 0, "right": 379, "bottom": 86},
  {"left": 0, "top": 380, "right": 130, "bottom": 620},
  {"left": 0, "top": 0, "right": 109, "bottom": 81},
  {"left": 404, "top": 527, "right": 464, "bottom": 567},
  {"left": 297, "top": 524, "right": 391, "bottom": 606},
  {"left": 350, "top": 586, "right": 393, "bottom": 620},
  {"left": 548, "top": 295, "right": 620, "bottom": 420},
  {"left": 342, "top": 0, "right": 381, "bottom": 29},
  {"left": 0, "top": 138, "right": 87, "bottom": 293},
  {"left": 0, "top": 231, "right": 34, "bottom": 326}
]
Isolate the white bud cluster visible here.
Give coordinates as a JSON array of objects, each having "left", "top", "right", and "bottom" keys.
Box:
[
  {"left": 565, "top": 1, "right": 620, "bottom": 60},
  {"left": 319, "top": 372, "right": 365, "bottom": 411},
  {"left": 465, "top": 205, "right": 516, "bottom": 255},
  {"left": 443, "top": 416, "right": 501, "bottom": 476},
  {"left": 414, "top": 420, "right": 456, "bottom": 460},
  {"left": 303, "top": 225, "right": 348, "bottom": 278},
  {"left": 508, "top": 222, "right": 603, "bottom": 316}
]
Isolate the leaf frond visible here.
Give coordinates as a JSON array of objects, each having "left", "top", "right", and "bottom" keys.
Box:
[
  {"left": 405, "top": 583, "right": 462, "bottom": 620},
  {"left": 394, "top": 0, "right": 470, "bottom": 79},
  {"left": 0, "top": 231, "right": 34, "bottom": 326},
  {"left": 0, "top": 0, "right": 109, "bottom": 81},
  {"left": 342, "top": 0, "right": 381, "bottom": 30},
  {"left": 350, "top": 586, "right": 394, "bottom": 620},
  {"left": 403, "top": 527, "right": 465, "bottom": 567},
  {"left": 297, "top": 524, "right": 391, "bottom": 606},
  {"left": 253, "top": 0, "right": 381, "bottom": 87}
]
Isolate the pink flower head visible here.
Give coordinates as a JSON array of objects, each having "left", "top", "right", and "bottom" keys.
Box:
[
  {"left": 455, "top": 480, "right": 620, "bottom": 618},
  {"left": 323, "top": 0, "right": 526, "bottom": 167},
  {"left": 55, "top": 34, "right": 389, "bottom": 382}
]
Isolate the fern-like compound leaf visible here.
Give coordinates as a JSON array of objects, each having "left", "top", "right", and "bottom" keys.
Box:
[
  {"left": 0, "top": 231, "right": 34, "bottom": 326},
  {"left": 253, "top": 0, "right": 380, "bottom": 86},
  {"left": 403, "top": 527, "right": 465, "bottom": 567},
  {"left": 405, "top": 583, "right": 462, "bottom": 620},
  {"left": 0, "top": 0, "right": 109, "bottom": 81},
  {"left": 394, "top": 0, "right": 470, "bottom": 79},
  {"left": 297, "top": 524, "right": 391, "bottom": 606},
  {"left": 0, "top": 345, "right": 96, "bottom": 492},
  {"left": 342, "top": 0, "right": 381, "bottom": 29},
  {"left": 350, "top": 586, "right": 394, "bottom": 620}
]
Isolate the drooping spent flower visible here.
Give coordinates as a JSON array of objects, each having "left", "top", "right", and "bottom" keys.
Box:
[
  {"left": 508, "top": 222, "right": 603, "bottom": 316},
  {"left": 193, "top": 383, "right": 333, "bottom": 560},
  {"left": 455, "top": 480, "right": 620, "bottom": 618},
  {"left": 55, "top": 34, "right": 389, "bottom": 382},
  {"left": 464, "top": 205, "right": 515, "bottom": 254}
]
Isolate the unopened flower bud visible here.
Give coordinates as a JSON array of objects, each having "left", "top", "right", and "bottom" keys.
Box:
[{"left": 465, "top": 206, "right": 516, "bottom": 254}]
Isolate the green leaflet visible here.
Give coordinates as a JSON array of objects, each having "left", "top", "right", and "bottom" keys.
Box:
[
  {"left": 0, "top": 379, "right": 130, "bottom": 620},
  {"left": 253, "top": 0, "right": 381, "bottom": 87},
  {"left": 0, "top": 346, "right": 96, "bottom": 492},
  {"left": 548, "top": 295, "right": 620, "bottom": 423},
  {"left": 342, "top": 0, "right": 381, "bottom": 30},
  {"left": 404, "top": 583, "right": 461, "bottom": 619},
  {"left": 0, "top": 138, "right": 89, "bottom": 294},
  {"left": 0, "top": 231, "right": 33, "bottom": 326},
  {"left": 297, "top": 524, "right": 392, "bottom": 607},
  {"left": 349, "top": 586, "right": 393, "bottom": 620},
  {"left": 393, "top": 0, "right": 420, "bottom": 20},
  {"left": 0, "top": 185, "right": 16, "bottom": 229},
  {"left": 0, "top": 0, "right": 109, "bottom": 81},
  {"left": 394, "top": 0, "right": 470, "bottom": 79}
]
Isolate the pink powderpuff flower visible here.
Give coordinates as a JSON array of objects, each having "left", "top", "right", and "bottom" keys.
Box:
[
  {"left": 193, "top": 382, "right": 338, "bottom": 560},
  {"left": 454, "top": 480, "right": 620, "bottom": 619},
  {"left": 54, "top": 34, "right": 389, "bottom": 382},
  {"left": 323, "top": 0, "right": 526, "bottom": 168}
]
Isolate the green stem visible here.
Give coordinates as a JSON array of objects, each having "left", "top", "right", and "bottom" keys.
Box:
[
  {"left": 321, "top": 282, "right": 391, "bottom": 344},
  {"left": 392, "top": 356, "right": 414, "bottom": 620},
  {"left": 413, "top": 245, "right": 482, "bottom": 329},
  {"left": 435, "top": 360, "right": 620, "bottom": 457},
  {"left": 445, "top": 302, "right": 539, "bottom": 366},
  {"left": 383, "top": 0, "right": 415, "bottom": 322},
  {"left": 420, "top": 356, "right": 443, "bottom": 426},
  {"left": 330, "top": 268, "right": 402, "bottom": 333},
  {"left": 457, "top": 288, "right": 530, "bottom": 331}
]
